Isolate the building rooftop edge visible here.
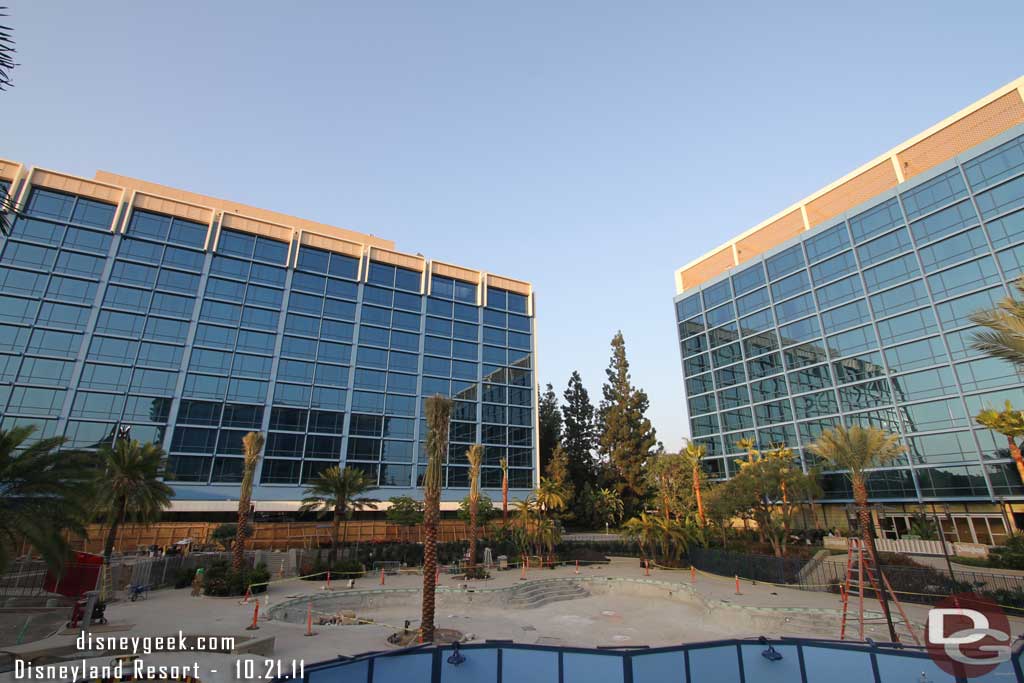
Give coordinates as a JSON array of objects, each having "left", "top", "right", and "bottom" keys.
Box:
[
  {"left": 673, "top": 75, "right": 1024, "bottom": 295},
  {"left": 3, "top": 161, "right": 532, "bottom": 292}
]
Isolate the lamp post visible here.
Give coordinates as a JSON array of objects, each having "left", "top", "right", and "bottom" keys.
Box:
[{"left": 930, "top": 503, "right": 955, "bottom": 580}]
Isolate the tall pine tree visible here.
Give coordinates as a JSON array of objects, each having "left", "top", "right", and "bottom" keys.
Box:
[
  {"left": 562, "top": 371, "right": 597, "bottom": 504},
  {"left": 538, "top": 383, "right": 562, "bottom": 475},
  {"left": 598, "top": 332, "right": 657, "bottom": 518}
]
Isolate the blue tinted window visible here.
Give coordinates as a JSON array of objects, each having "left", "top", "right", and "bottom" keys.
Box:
[
  {"left": 901, "top": 168, "right": 968, "bottom": 219},
  {"left": 770, "top": 270, "right": 809, "bottom": 301},
  {"left": 55, "top": 251, "right": 104, "bottom": 278},
  {"left": 809, "top": 250, "right": 856, "bottom": 283},
  {"left": 63, "top": 225, "right": 112, "bottom": 254},
  {"left": 169, "top": 218, "right": 208, "bottom": 249},
  {"left": 918, "top": 227, "right": 988, "bottom": 270},
  {"left": 254, "top": 236, "right": 288, "bottom": 264},
  {"left": 156, "top": 269, "right": 200, "bottom": 293},
  {"left": 985, "top": 208, "right": 1024, "bottom": 248},
  {"left": 910, "top": 200, "right": 978, "bottom": 245},
  {"left": 730, "top": 264, "right": 765, "bottom": 296},
  {"left": 162, "top": 245, "right": 204, "bottom": 271},
  {"left": 826, "top": 324, "right": 876, "bottom": 358},
  {"left": 27, "top": 189, "right": 75, "bottom": 221},
  {"left": 963, "top": 135, "right": 1024, "bottom": 191},
  {"left": 297, "top": 246, "right": 329, "bottom": 273},
  {"left": 857, "top": 227, "right": 912, "bottom": 267},
  {"left": 13, "top": 218, "right": 64, "bottom": 245},
  {"left": 975, "top": 174, "right": 1024, "bottom": 219},
  {"left": 329, "top": 254, "right": 360, "bottom": 280},
  {"left": 700, "top": 280, "right": 730, "bottom": 310},
  {"left": 705, "top": 303, "right": 735, "bottom": 327},
  {"left": 765, "top": 245, "right": 804, "bottom": 280},
  {"left": 870, "top": 280, "right": 929, "bottom": 319},
  {"left": 778, "top": 317, "right": 820, "bottom": 346},
  {"left": 927, "top": 256, "right": 1001, "bottom": 301},
  {"left": 3, "top": 242, "right": 57, "bottom": 269},
  {"left": 862, "top": 254, "right": 919, "bottom": 292},
  {"left": 820, "top": 299, "right": 869, "bottom": 331},
  {"left": 804, "top": 223, "right": 850, "bottom": 263},
  {"left": 849, "top": 198, "right": 902, "bottom": 243},
  {"left": 877, "top": 308, "right": 938, "bottom": 346},
  {"left": 130, "top": 211, "right": 174, "bottom": 241},
  {"left": 218, "top": 229, "right": 255, "bottom": 258},
  {"left": 194, "top": 323, "right": 236, "bottom": 348},
  {"left": 210, "top": 255, "right": 249, "bottom": 280},
  {"left": 249, "top": 263, "right": 286, "bottom": 286},
  {"left": 735, "top": 287, "right": 770, "bottom": 316},
  {"left": 774, "top": 293, "right": 815, "bottom": 325}
]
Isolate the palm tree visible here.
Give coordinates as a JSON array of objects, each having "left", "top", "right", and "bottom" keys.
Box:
[
  {"left": 622, "top": 512, "right": 660, "bottom": 562},
  {"left": 595, "top": 488, "right": 624, "bottom": 529},
  {"left": 654, "top": 517, "right": 691, "bottom": 563},
  {"left": 299, "top": 466, "right": 378, "bottom": 563},
  {"left": 975, "top": 401, "right": 1024, "bottom": 484},
  {"left": 421, "top": 395, "right": 451, "bottom": 643},
  {"left": 970, "top": 278, "right": 1024, "bottom": 367},
  {"left": 500, "top": 457, "right": 509, "bottom": 525},
  {"left": 0, "top": 426, "right": 93, "bottom": 574},
  {"left": 465, "top": 444, "right": 483, "bottom": 574},
  {"left": 808, "top": 425, "right": 904, "bottom": 642},
  {"left": 233, "top": 432, "right": 264, "bottom": 573},
  {"left": 683, "top": 440, "right": 707, "bottom": 525},
  {"left": 94, "top": 439, "right": 174, "bottom": 564},
  {"left": 534, "top": 478, "right": 568, "bottom": 517}
]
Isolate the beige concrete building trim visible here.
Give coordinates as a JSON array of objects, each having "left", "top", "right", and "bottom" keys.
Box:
[
  {"left": 674, "top": 75, "right": 1024, "bottom": 294},
  {"left": 297, "top": 228, "right": 366, "bottom": 281},
  {"left": 30, "top": 167, "right": 124, "bottom": 205},
  {"left": 367, "top": 245, "right": 426, "bottom": 273},
  {"left": 890, "top": 154, "right": 905, "bottom": 183},
  {"left": 431, "top": 260, "right": 481, "bottom": 284},
  {"left": 0, "top": 158, "right": 22, "bottom": 182},
  {"left": 486, "top": 273, "right": 532, "bottom": 297},
  {"left": 95, "top": 170, "right": 394, "bottom": 251},
  {"left": 133, "top": 191, "right": 214, "bottom": 226}
]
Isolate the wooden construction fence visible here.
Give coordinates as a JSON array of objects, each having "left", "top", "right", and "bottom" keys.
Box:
[{"left": 59, "top": 520, "right": 497, "bottom": 554}]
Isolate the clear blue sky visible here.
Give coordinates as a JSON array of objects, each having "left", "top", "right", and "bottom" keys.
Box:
[{"left": 4, "top": 1, "right": 1023, "bottom": 451}]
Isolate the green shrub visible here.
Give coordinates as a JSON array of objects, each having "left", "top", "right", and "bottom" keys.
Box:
[
  {"left": 990, "top": 535, "right": 1024, "bottom": 570},
  {"left": 201, "top": 560, "right": 270, "bottom": 597},
  {"left": 173, "top": 567, "right": 197, "bottom": 589}
]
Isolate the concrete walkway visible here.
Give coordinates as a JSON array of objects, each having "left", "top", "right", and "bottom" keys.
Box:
[{"left": 3, "top": 558, "right": 1021, "bottom": 682}]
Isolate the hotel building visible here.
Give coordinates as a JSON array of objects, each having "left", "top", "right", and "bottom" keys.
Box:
[
  {"left": 0, "top": 164, "right": 538, "bottom": 512},
  {"left": 673, "top": 77, "right": 1024, "bottom": 542}
]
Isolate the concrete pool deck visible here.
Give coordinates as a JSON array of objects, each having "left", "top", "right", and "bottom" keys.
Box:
[{"left": 3, "top": 557, "right": 1021, "bottom": 681}]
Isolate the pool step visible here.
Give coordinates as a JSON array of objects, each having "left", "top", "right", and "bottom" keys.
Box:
[{"left": 506, "top": 581, "right": 589, "bottom": 609}]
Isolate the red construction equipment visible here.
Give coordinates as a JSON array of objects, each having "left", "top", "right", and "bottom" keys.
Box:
[
  {"left": 304, "top": 600, "right": 316, "bottom": 637},
  {"left": 839, "top": 537, "right": 919, "bottom": 644},
  {"left": 734, "top": 575, "right": 741, "bottom": 595}
]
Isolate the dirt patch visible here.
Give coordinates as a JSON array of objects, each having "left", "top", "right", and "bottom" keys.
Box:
[{"left": 388, "top": 627, "right": 464, "bottom": 647}]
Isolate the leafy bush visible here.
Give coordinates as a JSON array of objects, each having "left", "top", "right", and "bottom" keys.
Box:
[
  {"left": 990, "top": 535, "right": 1024, "bottom": 570},
  {"left": 201, "top": 560, "right": 270, "bottom": 597},
  {"left": 300, "top": 554, "right": 366, "bottom": 580},
  {"left": 173, "top": 566, "right": 197, "bottom": 589}
]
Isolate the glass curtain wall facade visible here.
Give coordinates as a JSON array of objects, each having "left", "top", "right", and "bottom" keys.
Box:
[
  {"left": 0, "top": 173, "right": 537, "bottom": 502},
  {"left": 673, "top": 127, "right": 1024, "bottom": 503}
]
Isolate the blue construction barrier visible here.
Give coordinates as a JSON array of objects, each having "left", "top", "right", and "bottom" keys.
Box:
[{"left": 285, "top": 637, "right": 1024, "bottom": 683}]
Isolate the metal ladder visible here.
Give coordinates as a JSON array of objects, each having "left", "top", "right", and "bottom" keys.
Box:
[{"left": 839, "top": 537, "right": 920, "bottom": 645}]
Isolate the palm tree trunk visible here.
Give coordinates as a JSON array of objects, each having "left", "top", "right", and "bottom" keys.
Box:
[
  {"left": 102, "top": 498, "right": 125, "bottom": 564},
  {"left": 468, "top": 499, "right": 478, "bottom": 573},
  {"left": 501, "top": 473, "right": 509, "bottom": 525},
  {"left": 421, "top": 506, "right": 438, "bottom": 642},
  {"left": 692, "top": 465, "right": 705, "bottom": 525},
  {"left": 854, "top": 479, "right": 898, "bottom": 642},
  {"left": 331, "top": 508, "right": 341, "bottom": 565},
  {"left": 1008, "top": 437, "right": 1024, "bottom": 484}
]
